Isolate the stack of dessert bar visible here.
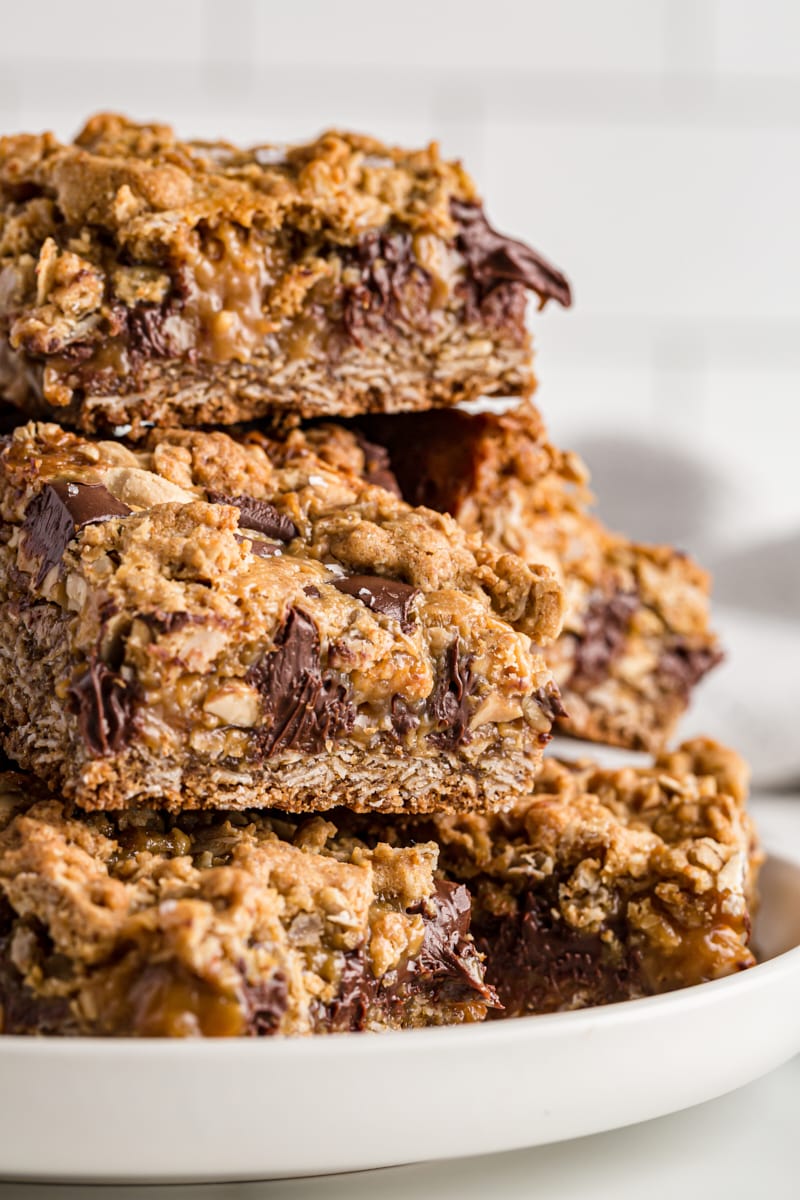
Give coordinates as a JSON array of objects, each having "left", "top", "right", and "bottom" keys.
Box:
[{"left": 0, "top": 115, "right": 758, "bottom": 1037}]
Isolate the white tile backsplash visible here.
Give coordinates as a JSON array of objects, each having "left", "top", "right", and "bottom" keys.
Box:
[
  {"left": 713, "top": 0, "right": 800, "bottom": 76},
  {"left": 250, "top": 0, "right": 670, "bottom": 72},
  {"left": 0, "top": 0, "right": 798, "bottom": 550},
  {"left": 483, "top": 122, "right": 800, "bottom": 322}
]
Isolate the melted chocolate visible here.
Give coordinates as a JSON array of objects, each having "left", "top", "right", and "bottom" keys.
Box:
[
  {"left": 241, "top": 970, "right": 289, "bottom": 1037},
  {"left": 324, "top": 951, "right": 378, "bottom": 1033},
  {"left": 658, "top": 639, "right": 724, "bottom": 699},
  {"left": 333, "top": 575, "right": 419, "bottom": 631},
  {"left": 0, "top": 910, "right": 76, "bottom": 1035},
  {"left": 477, "top": 883, "right": 640, "bottom": 1016},
  {"left": 126, "top": 304, "right": 176, "bottom": 359},
  {"left": 246, "top": 607, "right": 354, "bottom": 757},
  {"left": 67, "top": 655, "right": 135, "bottom": 757},
  {"left": 569, "top": 590, "right": 639, "bottom": 691},
  {"left": 323, "top": 881, "right": 496, "bottom": 1031},
  {"left": 390, "top": 694, "right": 420, "bottom": 738},
  {"left": 533, "top": 683, "right": 569, "bottom": 724},
  {"left": 452, "top": 200, "right": 572, "bottom": 309},
  {"left": 20, "top": 482, "right": 131, "bottom": 586},
  {"left": 428, "top": 638, "right": 476, "bottom": 749},
  {"left": 208, "top": 492, "right": 298, "bottom": 542},
  {"left": 144, "top": 611, "right": 196, "bottom": 635},
  {"left": 341, "top": 231, "right": 432, "bottom": 346},
  {"left": 353, "top": 432, "right": 402, "bottom": 497},
  {"left": 234, "top": 533, "right": 281, "bottom": 558},
  {"left": 400, "top": 881, "right": 495, "bottom": 1004}
]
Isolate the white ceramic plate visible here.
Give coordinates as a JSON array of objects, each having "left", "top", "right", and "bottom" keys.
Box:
[{"left": 1, "top": 815, "right": 799, "bottom": 1185}]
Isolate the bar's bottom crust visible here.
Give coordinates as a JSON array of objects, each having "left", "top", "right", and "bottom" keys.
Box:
[{"left": 0, "top": 321, "right": 533, "bottom": 440}]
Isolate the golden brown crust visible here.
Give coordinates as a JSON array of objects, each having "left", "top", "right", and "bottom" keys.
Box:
[{"left": 1, "top": 116, "right": 475, "bottom": 247}]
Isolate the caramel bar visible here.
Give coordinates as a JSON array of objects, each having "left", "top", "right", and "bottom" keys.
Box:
[
  {"left": 0, "top": 773, "right": 496, "bottom": 1036},
  {"left": 0, "top": 421, "right": 563, "bottom": 814},
  {"left": 0, "top": 114, "right": 570, "bottom": 438}
]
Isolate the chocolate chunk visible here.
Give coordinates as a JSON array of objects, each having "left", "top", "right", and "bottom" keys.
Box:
[
  {"left": 127, "top": 304, "right": 174, "bottom": 359},
  {"left": 658, "top": 639, "right": 724, "bottom": 700},
  {"left": 353, "top": 432, "right": 402, "bottom": 497},
  {"left": 411, "top": 881, "right": 495, "bottom": 1001},
  {"left": 68, "top": 655, "right": 135, "bottom": 757},
  {"left": 333, "top": 575, "right": 419, "bottom": 632},
  {"left": 533, "top": 682, "right": 569, "bottom": 724},
  {"left": 325, "top": 951, "right": 378, "bottom": 1033},
  {"left": 569, "top": 590, "right": 639, "bottom": 691},
  {"left": 144, "top": 611, "right": 194, "bottom": 635},
  {"left": 342, "top": 231, "right": 432, "bottom": 346},
  {"left": 0, "top": 918, "right": 77, "bottom": 1036},
  {"left": 476, "top": 882, "right": 640, "bottom": 1017},
  {"left": 234, "top": 533, "right": 281, "bottom": 558},
  {"left": 20, "top": 489, "right": 74, "bottom": 586},
  {"left": 241, "top": 970, "right": 289, "bottom": 1037},
  {"left": 391, "top": 695, "right": 419, "bottom": 738},
  {"left": 452, "top": 199, "right": 572, "bottom": 309},
  {"left": 428, "top": 637, "right": 476, "bottom": 749},
  {"left": 324, "top": 882, "right": 495, "bottom": 1030},
  {"left": 20, "top": 482, "right": 131, "bottom": 587},
  {"left": 387, "top": 881, "right": 498, "bottom": 1008},
  {"left": 246, "top": 607, "right": 354, "bottom": 757},
  {"left": 51, "top": 481, "right": 132, "bottom": 527},
  {"left": 208, "top": 491, "right": 298, "bottom": 542}
]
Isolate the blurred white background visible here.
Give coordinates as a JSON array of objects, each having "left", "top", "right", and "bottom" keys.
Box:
[{"left": 1, "top": 0, "right": 798, "bottom": 602}]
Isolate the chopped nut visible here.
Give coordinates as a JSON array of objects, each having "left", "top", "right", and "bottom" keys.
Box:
[{"left": 203, "top": 684, "right": 262, "bottom": 728}]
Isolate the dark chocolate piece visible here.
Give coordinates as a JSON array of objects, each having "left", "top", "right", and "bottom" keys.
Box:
[
  {"left": 353, "top": 432, "right": 402, "bottom": 497},
  {"left": 452, "top": 200, "right": 572, "bottom": 309},
  {"left": 0, "top": 924, "right": 77, "bottom": 1036},
  {"left": 428, "top": 637, "right": 476, "bottom": 749},
  {"left": 390, "top": 695, "right": 419, "bottom": 738},
  {"left": 403, "top": 881, "right": 495, "bottom": 1004},
  {"left": 324, "top": 882, "right": 495, "bottom": 1031},
  {"left": 67, "top": 655, "right": 135, "bottom": 757},
  {"left": 20, "top": 482, "right": 131, "bottom": 587},
  {"left": 333, "top": 575, "right": 419, "bottom": 631},
  {"left": 533, "top": 683, "right": 569, "bottom": 724},
  {"left": 126, "top": 303, "right": 176, "bottom": 360},
  {"left": 144, "top": 611, "right": 194, "bottom": 635},
  {"left": 241, "top": 970, "right": 289, "bottom": 1037},
  {"left": 658, "top": 639, "right": 724, "bottom": 700},
  {"left": 569, "top": 590, "right": 639, "bottom": 692},
  {"left": 476, "top": 883, "right": 640, "bottom": 1017},
  {"left": 50, "top": 481, "right": 132, "bottom": 527},
  {"left": 325, "top": 951, "right": 377, "bottom": 1033},
  {"left": 208, "top": 492, "right": 298, "bottom": 542},
  {"left": 342, "top": 232, "right": 431, "bottom": 346},
  {"left": 233, "top": 533, "right": 281, "bottom": 558},
  {"left": 246, "top": 607, "right": 354, "bottom": 757}
]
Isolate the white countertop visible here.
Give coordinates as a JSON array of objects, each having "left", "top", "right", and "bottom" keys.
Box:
[{"left": 4, "top": 793, "right": 798, "bottom": 1199}]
